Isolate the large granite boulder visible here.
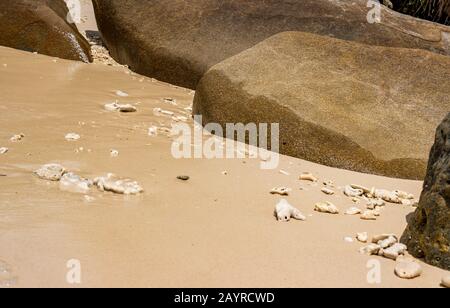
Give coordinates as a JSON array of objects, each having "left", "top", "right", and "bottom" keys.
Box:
[
  {"left": 92, "top": 0, "right": 450, "bottom": 89},
  {"left": 0, "top": 0, "right": 91, "bottom": 62},
  {"left": 193, "top": 32, "right": 450, "bottom": 179},
  {"left": 401, "top": 114, "right": 450, "bottom": 270}
]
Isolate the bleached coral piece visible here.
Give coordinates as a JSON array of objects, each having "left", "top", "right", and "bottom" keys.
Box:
[
  {"left": 275, "top": 199, "right": 306, "bottom": 222},
  {"left": 344, "top": 185, "right": 364, "bottom": 197},
  {"left": 356, "top": 232, "right": 368, "bottom": 243},
  {"left": 314, "top": 202, "right": 339, "bottom": 214},
  {"left": 299, "top": 173, "right": 318, "bottom": 182},
  {"left": 382, "top": 243, "right": 407, "bottom": 260},
  {"left": 345, "top": 207, "right": 362, "bottom": 215},
  {"left": 270, "top": 187, "right": 292, "bottom": 196},
  {"left": 360, "top": 210, "right": 377, "bottom": 220},
  {"left": 359, "top": 243, "right": 381, "bottom": 255},
  {"left": 94, "top": 173, "right": 144, "bottom": 195},
  {"left": 34, "top": 164, "right": 66, "bottom": 181},
  {"left": 59, "top": 173, "right": 92, "bottom": 194},
  {"left": 104, "top": 102, "right": 137, "bottom": 113},
  {"left": 10, "top": 134, "right": 25, "bottom": 142}
]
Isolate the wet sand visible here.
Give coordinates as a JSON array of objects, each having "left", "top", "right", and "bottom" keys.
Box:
[{"left": 0, "top": 46, "right": 448, "bottom": 287}]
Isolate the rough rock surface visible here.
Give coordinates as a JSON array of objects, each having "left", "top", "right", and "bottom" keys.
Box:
[
  {"left": 0, "top": 0, "right": 91, "bottom": 62},
  {"left": 92, "top": 0, "right": 450, "bottom": 89},
  {"left": 401, "top": 113, "right": 450, "bottom": 270},
  {"left": 193, "top": 32, "right": 450, "bottom": 179}
]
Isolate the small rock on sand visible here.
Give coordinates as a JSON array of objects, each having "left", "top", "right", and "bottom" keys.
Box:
[
  {"left": 34, "top": 164, "right": 66, "bottom": 181},
  {"left": 395, "top": 257, "right": 422, "bottom": 279},
  {"left": 299, "top": 172, "right": 317, "bottom": 182},
  {"left": 110, "top": 149, "right": 119, "bottom": 157},
  {"left": 321, "top": 188, "right": 335, "bottom": 195},
  {"left": 177, "top": 175, "right": 190, "bottom": 181},
  {"left": 0, "top": 147, "right": 8, "bottom": 155}
]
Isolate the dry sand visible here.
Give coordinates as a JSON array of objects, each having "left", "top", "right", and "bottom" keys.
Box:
[{"left": 0, "top": 45, "right": 449, "bottom": 288}]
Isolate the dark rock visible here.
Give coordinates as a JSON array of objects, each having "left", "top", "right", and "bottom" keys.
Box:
[
  {"left": 401, "top": 113, "right": 450, "bottom": 270},
  {"left": 193, "top": 32, "right": 450, "bottom": 179},
  {"left": 92, "top": 0, "right": 450, "bottom": 89},
  {"left": 0, "top": 0, "right": 91, "bottom": 62},
  {"left": 177, "top": 176, "right": 190, "bottom": 181}
]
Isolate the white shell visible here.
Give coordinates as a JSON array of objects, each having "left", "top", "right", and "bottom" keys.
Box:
[
  {"left": 0, "top": 147, "right": 8, "bottom": 155},
  {"left": 10, "top": 134, "right": 24, "bottom": 142}
]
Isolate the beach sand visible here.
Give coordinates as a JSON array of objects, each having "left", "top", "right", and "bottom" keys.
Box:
[{"left": 0, "top": 45, "right": 449, "bottom": 288}]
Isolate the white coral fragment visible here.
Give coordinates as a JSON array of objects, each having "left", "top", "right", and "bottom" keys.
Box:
[
  {"left": 314, "top": 202, "right": 339, "bottom": 214},
  {"left": 34, "top": 164, "right": 66, "bottom": 181},
  {"left": 275, "top": 199, "right": 306, "bottom": 222},
  {"left": 93, "top": 173, "right": 143, "bottom": 195}
]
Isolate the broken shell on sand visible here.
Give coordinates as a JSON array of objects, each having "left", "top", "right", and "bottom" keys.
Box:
[
  {"left": 344, "top": 185, "right": 364, "bottom": 197},
  {"left": 275, "top": 199, "right": 306, "bottom": 222},
  {"left": 104, "top": 102, "right": 137, "bottom": 113},
  {"left": 395, "top": 257, "right": 422, "bottom": 279},
  {"left": 321, "top": 188, "right": 335, "bottom": 195},
  {"left": 270, "top": 187, "right": 292, "bottom": 196},
  {"left": 299, "top": 173, "right": 318, "bottom": 182},
  {"left": 10, "top": 134, "right": 25, "bottom": 142},
  {"left": 65, "top": 133, "right": 81, "bottom": 141},
  {"left": 0, "top": 147, "right": 8, "bottom": 155},
  {"left": 345, "top": 207, "right": 362, "bottom": 215},
  {"left": 110, "top": 149, "right": 119, "bottom": 157},
  {"left": 34, "top": 164, "right": 66, "bottom": 181},
  {"left": 314, "top": 202, "right": 339, "bottom": 214},
  {"left": 94, "top": 174, "right": 144, "bottom": 195},
  {"left": 59, "top": 173, "right": 93, "bottom": 194}
]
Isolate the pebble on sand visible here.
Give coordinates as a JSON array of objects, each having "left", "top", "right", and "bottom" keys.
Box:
[
  {"left": 321, "top": 188, "right": 335, "bottom": 195},
  {"left": 34, "top": 164, "right": 66, "bottom": 181},
  {"left": 148, "top": 126, "right": 158, "bottom": 137},
  {"left": 177, "top": 175, "right": 190, "bottom": 181},
  {"left": 275, "top": 199, "right": 306, "bottom": 222},
  {"left": 0, "top": 147, "right": 8, "bottom": 155},
  {"left": 360, "top": 210, "right": 378, "bottom": 220},
  {"left": 110, "top": 149, "right": 119, "bottom": 157},
  {"left": 356, "top": 232, "right": 368, "bottom": 243},
  {"left": 395, "top": 257, "right": 422, "bottom": 279}
]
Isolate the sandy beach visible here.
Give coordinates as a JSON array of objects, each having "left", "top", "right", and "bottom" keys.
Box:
[
  {"left": 0, "top": 0, "right": 449, "bottom": 289},
  {"left": 0, "top": 45, "right": 448, "bottom": 288}
]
